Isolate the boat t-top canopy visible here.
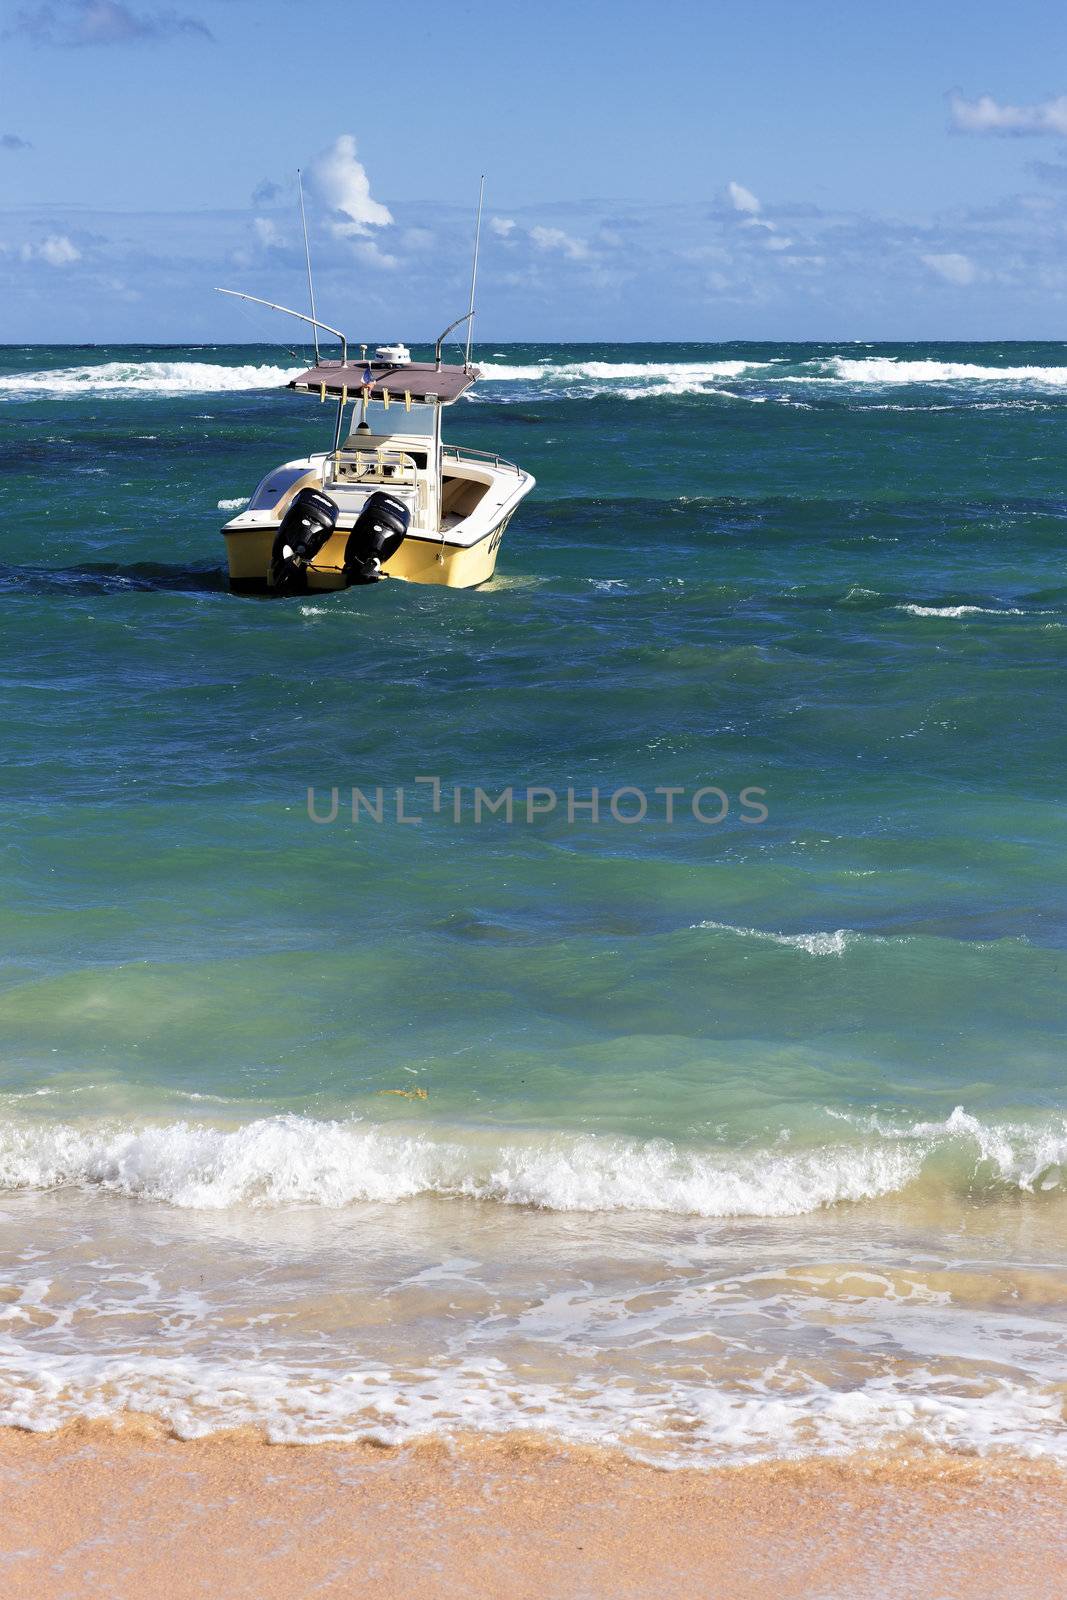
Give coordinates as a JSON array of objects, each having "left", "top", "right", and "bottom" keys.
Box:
[
  {"left": 289, "top": 361, "right": 477, "bottom": 405},
  {"left": 215, "top": 288, "right": 481, "bottom": 408}
]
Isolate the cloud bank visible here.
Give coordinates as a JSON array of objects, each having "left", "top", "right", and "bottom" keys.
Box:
[
  {"left": 7, "top": 0, "right": 211, "bottom": 45},
  {"left": 921, "top": 251, "right": 977, "bottom": 286},
  {"left": 950, "top": 92, "right": 1067, "bottom": 138},
  {"left": 10, "top": 90, "right": 1067, "bottom": 339}
]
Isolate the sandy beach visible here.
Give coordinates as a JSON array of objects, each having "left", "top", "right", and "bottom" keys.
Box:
[{"left": 2, "top": 1424, "right": 1066, "bottom": 1600}]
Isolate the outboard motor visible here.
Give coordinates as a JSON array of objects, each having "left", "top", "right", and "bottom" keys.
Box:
[
  {"left": 267, "top": 487, "right": 338, "bottom": 593},
  {"left": 343, "top": 491, "right": 410, "bottom": 584}
]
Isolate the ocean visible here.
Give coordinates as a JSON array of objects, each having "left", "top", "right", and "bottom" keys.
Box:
[{"left": 0, "top": 341, "right": 1065, "bottom": 1466}]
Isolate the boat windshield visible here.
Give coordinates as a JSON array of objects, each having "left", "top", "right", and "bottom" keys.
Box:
[{"left": 343, "top": 399, "right": 434, "bottom": 437}]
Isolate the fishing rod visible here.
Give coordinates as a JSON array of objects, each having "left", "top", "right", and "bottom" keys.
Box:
[{"left": 214, "top": 288, "right": 347, "bottom": 366}]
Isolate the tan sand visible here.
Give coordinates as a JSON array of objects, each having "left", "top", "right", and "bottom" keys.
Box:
[{"left": 1, "top": 1421, "right": 1066, "bottom": 1600}]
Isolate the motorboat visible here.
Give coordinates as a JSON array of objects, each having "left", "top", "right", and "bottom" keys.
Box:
[{"left": 218, "top": 305, "right": 534, "bottom": 593}]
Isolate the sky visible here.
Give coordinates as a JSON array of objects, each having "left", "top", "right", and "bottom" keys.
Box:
[{"left": 3, "top": 0, "right": 1067, "bottom": 341}]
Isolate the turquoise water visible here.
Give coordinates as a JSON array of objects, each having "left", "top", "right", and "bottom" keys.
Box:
[{"left": 1, "top": 343, "right": 1066, "bottom": 1461}]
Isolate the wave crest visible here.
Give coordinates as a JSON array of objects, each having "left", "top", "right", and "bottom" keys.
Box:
[
  {"left": 8, "top": 351, "right": 1067, "bottom": 403},
  {"left": 692, "top": 920, "right": 868, "bottom": 956},
  {"left": 0, "top": 360, "right": 303, "bottom": 398},
  {"left": 1, "top": 1109, "right": 1064, "bottom": 1215},
  {"left": 897, "top": 603, "right": 1030, "bottom": 619},
  {"left": 829, "top": 356, "right": 1067, "bottom": 385}
]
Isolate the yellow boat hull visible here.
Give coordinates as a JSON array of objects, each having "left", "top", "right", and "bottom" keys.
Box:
[{"left": 223, "top": 517, "right": 512, "bottom": 593}]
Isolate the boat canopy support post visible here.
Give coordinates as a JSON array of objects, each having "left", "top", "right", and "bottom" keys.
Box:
[
  {"left": 332, "top": 392, "right": 347, "bottom": 455},
  {"left": 434, "top": 312, "right": 473, "bottom": 372},
  {"left": 432, "top": 397, "right": 443, "bottom": 554}
]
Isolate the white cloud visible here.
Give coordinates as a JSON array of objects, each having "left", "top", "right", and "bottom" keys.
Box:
[
  {"left": 253, "top": 216, "right": 283, "bottom": 247},
  {"left": 29, "top": 234, "right": 81, "bottom": 265},
  {"left": 922, "top": 251, "right": 977, "bottom": 286},
  {"left": 490, "top": 216, "right": 516, "bottom": 236},
  {"left": 353, "top": 239, "right": 399, "bottom": 270},
  {"left": 950, "top": 92, "right": 1067, "bottom": 137},
  {"left": 727, "top": 181, "right": 784, "bottom": 240},
  {"left": 310, "top": 134, "right": 393, "bottom": 238},
  {"left": 727, "top": 181, "right": 761, "bottom": 215},
  {"left": 529, "top": 224, "right": 590, "bottom": 260}
]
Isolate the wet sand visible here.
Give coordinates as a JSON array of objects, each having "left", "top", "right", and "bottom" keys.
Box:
[{"left": 1, "top": 1423, "right": 1066, "bottom": 1599}]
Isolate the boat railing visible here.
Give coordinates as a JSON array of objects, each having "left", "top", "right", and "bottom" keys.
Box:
[
  {"left": 442, "top": 443, "right": 523, "bottom": 475},
  {"left": 324, "top": 448, "right": 420, "bottom": 489}
]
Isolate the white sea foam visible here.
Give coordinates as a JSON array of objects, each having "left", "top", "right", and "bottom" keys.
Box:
[
  {"left": 475, "top": 358, "right": 776, "bottom": 398},
  {"left": 828, "top": 356, "right": 1067, "bottom": 385},
  {"left": 1, "top": 1107, "right": 1064, "bottom": 1216},
  {"left": 0, "top": 1116, "right": 920, "bottom": 1215},
  {"left": 871, "top": 1106, "right": 1067, "bottom": 1193},
  {"left": 2, "top": 1342, "right": 1065, "bottom": 1463},
  {"left": 476, "top": 358, "right": 768, "bottom": 383},
  {"left": 8, "top": 352, "right": 1067, "bottom": 403},
  {"left": 4, "top": 1108, "right": 1067, "bottom": 1461},
  {"left": 473, "top": 354, "right": 1067, "bottom": 393},
  {"left": 474, "top": 361, "right": 549, "bottom": 380},
  {"left": 692, "top": 920, "right": 869, "bottom": 956},
  {"left": 897, "top": 603, "right": 1029, "bottom": 618},
  {"left": 0, "top": 360, "right": 303, "bottom": 398},
  {"left": 216, "top": 496, "right": 249, "bottom": 511}
]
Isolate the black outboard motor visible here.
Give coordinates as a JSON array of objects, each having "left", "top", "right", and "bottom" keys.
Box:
[
  {"left": 343, "top": 491, "right": 410, "bottom": 585},
  {"left": 267, "top": 487, "right": 338, "bottom": 593}
]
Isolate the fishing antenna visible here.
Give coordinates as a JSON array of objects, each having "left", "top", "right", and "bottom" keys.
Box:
[
  {"left": 297, "top": 168, "right": 320, "bottom": 365},
  {"left": 464, "top": 174, "right": 485, "bottom": 370}
]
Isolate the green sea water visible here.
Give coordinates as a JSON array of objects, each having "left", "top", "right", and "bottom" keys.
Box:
[{"left": 0, "top": 343, "right": 1065, "bottom": 1461}]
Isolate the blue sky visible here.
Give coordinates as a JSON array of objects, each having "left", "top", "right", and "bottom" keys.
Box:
[{"left": 4, "top": 0, "right": 1067, "bottom": 340}]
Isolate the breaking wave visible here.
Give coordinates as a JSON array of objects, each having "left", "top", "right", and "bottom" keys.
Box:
[
  {"left": 468, "top": 352, "right": 1067, "bottom": 403},
  {"left": 476, "top": 358, "right": 769, "bottom": 383},
  {"left": 897, "top": 603, "right": 1030, "bottom": 619},
  {"left": 0, "top": 360, "right": 303, "bottom": 399},
  {"left": 828, "top": 356, "right": 1067, "bottom": 386},
  {"left": 1, "top": 1107, "right": 1064, "bottom": 1215},
  {"left": 475, "top": 357, "right": 776, "bottom": 398},
  {"left": 691, "top": 920, "right": 873, "bottom": 956},
  {"left": 7, "top": 351, "right": 1067, "bottom": 403}
]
